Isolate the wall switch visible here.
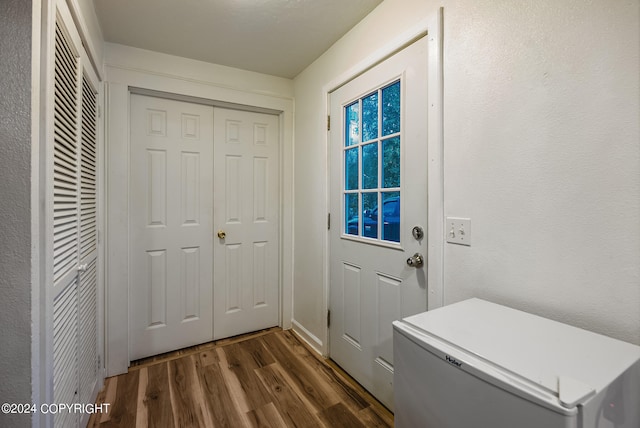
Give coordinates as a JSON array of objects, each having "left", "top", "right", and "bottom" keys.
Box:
[{"left": 446, "top": 217, "right": 471, "bottom": 246}]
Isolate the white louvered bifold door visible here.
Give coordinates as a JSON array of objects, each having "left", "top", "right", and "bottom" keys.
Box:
[
  {"left": 50, "top": 1, "right": 101, "bottom": 426},
  {"left": 52, "top": 12, "right": 80, "bottom": 427},
  {"left": 78, "top": 73, "right": 99, "bottom": 407}
]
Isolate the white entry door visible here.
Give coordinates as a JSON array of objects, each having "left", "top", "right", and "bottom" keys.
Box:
[
  {"left": 329, "top": 37, "right": 429, "bottom": 410},
  {"left": 213, "top": 108, "right": 280, "bottom": 339},
  {"left": 129, "top": 95, "right": 215, "bottom": 360}
]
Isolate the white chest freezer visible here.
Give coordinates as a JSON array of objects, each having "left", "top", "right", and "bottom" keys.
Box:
[{"left": 393, "top": 298, "right": 640, "bottom": 428}]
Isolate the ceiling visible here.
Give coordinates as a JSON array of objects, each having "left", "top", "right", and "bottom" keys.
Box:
[{"left": 93, "top": 0, "right": 383, "bottom": 79}]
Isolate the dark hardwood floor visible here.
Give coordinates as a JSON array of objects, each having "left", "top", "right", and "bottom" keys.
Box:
[{"left": 88, "top": 328, "right": 393, "bottom": 427}]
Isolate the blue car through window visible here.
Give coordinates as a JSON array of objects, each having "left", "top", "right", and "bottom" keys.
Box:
[{"left": 347, "top": 196, "right": 399, "bottom": 242}]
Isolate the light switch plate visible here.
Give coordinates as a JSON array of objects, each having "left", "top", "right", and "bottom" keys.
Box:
[{"left": 446, "top": 217, "right": 471, "bottom": 246}]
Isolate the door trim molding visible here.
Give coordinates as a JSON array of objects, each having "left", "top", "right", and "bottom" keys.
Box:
[
  {"left": 105, "top": 65, "right": 294, "bottom": 376},
  {"left": 129, "top": 87, "right": 284, "bottom": 116},
  {"left": 318, "top": 9, "right": 445, "bottom": 357}
]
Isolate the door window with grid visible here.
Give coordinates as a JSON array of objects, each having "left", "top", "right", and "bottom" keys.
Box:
[{"left": 343, "top": 80, "right": 401, "bottom": 243}]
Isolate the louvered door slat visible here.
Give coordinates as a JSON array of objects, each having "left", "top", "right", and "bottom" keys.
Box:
[
  {"left": 53, "top": 213, "right": 77, "bottom": 227},
  {"left": 79, "top": 212, "right": 96, "bottom": 225},
  {"left": 53, "top": 133, "right": 77, "bottom": 162},
  {"left": 53, "top": 29, "right": 76, "bottom": 68},
  {"left": 52, "top": 107, "right": 76, "bottom": 140},
  {"left": 54, "top": 68, "right": 76, "bottom": 105},
  {"left": 52, "top": 172, "right": 76, "bottom": 190},
  {"left": 53, "top": 80, "right": 77, "bottom": 123},
  {"left": 53, "top": 183, "right": 76, "bottom": 198},
  {"left": 53, "top": 249, "right": 76, "bottom": 281},
  {"left": 53, "top": 128, "right": 76, "bottom": 156},
  {"left": 51, "top": 208, "right": 76, "bottom": 222},
  {"left": 53, "top": 227, "right": 76, "bottom": 248},
  {"left": 81, "top": 162, "right": 96, "bottom": 177},
  {"left": 54, "top": 26, "right": 77, "bottom": 74},
  {"left": 52, "top": 220, "right": 75, "bottom": 237},
  {"left": 80, "top": 190, "right": 96, "bottom": 200},
  {"left": 81, "top": 175, "right": 96, "bottom": 186},
  {"left": 52, "top": 80, "right": 76, "bottom": 116},
  {"left": 53, "top": 220, "right": 76, "bottom": 237}
]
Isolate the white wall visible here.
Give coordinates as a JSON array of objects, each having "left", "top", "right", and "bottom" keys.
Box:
[
  {"left": 442, "top": 0, "right": 639, "bottom": 344},
  {"left": 293, "top": 0, "right": 640, "bottom": 351},
  {"left": 0, "top": 1, "right": 34, "bottom": 426},
  {"left": 104, "top": 43, "right": 294, "bottom": 99}
]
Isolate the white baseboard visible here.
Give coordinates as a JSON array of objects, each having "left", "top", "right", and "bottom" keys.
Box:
[{"left": 291, "top": 319, "right": 324, "bottom": 356}]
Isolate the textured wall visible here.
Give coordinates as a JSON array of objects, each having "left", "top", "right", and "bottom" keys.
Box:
[
  {"left": 293, "top": 0, "right": 640, "bottom": 349},
  {"left": 442, "top": 0, "right": 640, "bottom": 344},
  {"left": 0, "top": 0, "right": 33, "bottom": 426}
]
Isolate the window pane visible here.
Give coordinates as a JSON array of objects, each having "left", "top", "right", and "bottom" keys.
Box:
[
  {"left": 361, "top": 142, "right": 378, "bottom": 189},
  {"left": 345, "top": 102, "right": 360, "bottom": 146},
  {"left": 362, "top": 192, "right": 378, "bottom": 239},
  {"left": 362, "top": 92, "right": 378, "bottom": 142},
  {"left": 382, "top": 81, "right": 400, "bottom": 136},
  {"left": 345, "top": 193, "right": 359, "bottom": 236},
  {"left": 381, "top": 192, "right": 400, "bottom": 242},
  {"left": 382, "top": 137, "right": 400, "bottom": 188},
  {"left": 345, "top": 147, "right": 359, "bottom": 190}
]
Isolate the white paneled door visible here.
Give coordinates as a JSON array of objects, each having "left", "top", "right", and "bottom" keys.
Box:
[
  {"left": 130, "top": 95, "right": 215, "bottom": 360},
  {"left": 213, "top": 108, "right": 280, "bottom": 339},
  {"left": 329, "top": 36, "right": 429, "bottom": 410},
  {"left": 130, "top": 95, "right": 280, "bottom": 360}
]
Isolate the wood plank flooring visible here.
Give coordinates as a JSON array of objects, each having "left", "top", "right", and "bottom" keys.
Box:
[{"left": 88, "top": 328, "right": 393, "bottom": 427}]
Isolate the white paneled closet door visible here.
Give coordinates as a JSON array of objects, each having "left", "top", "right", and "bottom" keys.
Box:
[{"left": 50, "top": 1, "right": 101, "bottom": 427}]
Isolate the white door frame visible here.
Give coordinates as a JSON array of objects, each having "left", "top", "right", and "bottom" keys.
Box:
[
  {"left": 319, "top": 9, "right": 445, "bottom": 357},
  {"left": 105, "top": 66, "right": 294, "bottom": 376}
]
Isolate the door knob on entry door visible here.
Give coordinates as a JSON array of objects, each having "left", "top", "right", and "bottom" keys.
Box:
[
  {"left": 406, "top": 253, "right": 424, "bottom": 268},
  {"left": 217, "top": 230, "right": 226, "bottom": 239}
]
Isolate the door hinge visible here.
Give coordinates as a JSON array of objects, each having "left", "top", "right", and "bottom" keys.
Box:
[
  {"left": 327, "top": 115, "right": 331, "bottom": 131},
  {"left": 327, "top": 213, "right": 331, "bottom": 230},
  {"left": 327, "top": 309, "right": 331, "bottom": 328}
]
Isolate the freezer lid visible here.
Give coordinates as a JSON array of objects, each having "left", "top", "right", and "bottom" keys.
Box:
[
  {"left": 398, "top": 299, "right": 640, "bottom": 409},
  {"left": 558, "top": 376, "right": 595, "bottom": 408}
]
